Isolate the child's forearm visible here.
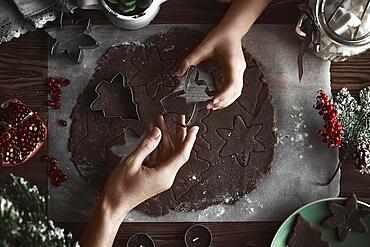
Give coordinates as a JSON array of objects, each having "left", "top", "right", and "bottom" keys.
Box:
[{"left": 219, "top": 0, "right": 271, "bottom": 37}]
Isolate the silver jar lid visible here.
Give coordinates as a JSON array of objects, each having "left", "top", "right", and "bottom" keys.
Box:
[{"left": 316, "top": 0, "right": 370, "bottom": 46}]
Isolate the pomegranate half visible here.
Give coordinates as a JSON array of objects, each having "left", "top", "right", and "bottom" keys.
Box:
[{"left": 0, "top": 98, "right": 47, "bottom": 166}]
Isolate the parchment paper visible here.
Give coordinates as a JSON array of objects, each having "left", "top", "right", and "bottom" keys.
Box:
[{"left": 48, "top": 24, "right": 340, "bottom": 222}]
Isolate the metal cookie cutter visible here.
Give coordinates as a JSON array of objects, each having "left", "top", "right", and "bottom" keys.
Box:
[
  {"left": 160, "top": 66, "right": 215, "bottom": 127},
  {"left": 90, "top": 73, "right": 140, "bottom": 121},
  {"left": 46, "top": 13, "right": 98, "bottom": 64},
  {"left": 185, "top": 224, "right": 213, "bottom": 247}
]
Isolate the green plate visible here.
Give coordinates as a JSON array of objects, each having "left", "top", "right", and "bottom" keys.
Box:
[{"left": 271, "top": 198, "right": 370, "bottom": 247}]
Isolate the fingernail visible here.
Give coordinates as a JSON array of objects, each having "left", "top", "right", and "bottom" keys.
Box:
[
  {"left": 213, "top": 98, "right": 220, "bottom": 104},
  {"left": 150, "top": 127, "right": 161, "bottom": 139}
]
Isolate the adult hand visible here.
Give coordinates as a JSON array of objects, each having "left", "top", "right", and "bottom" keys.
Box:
[
  {"left": 99, "top": 115, "right": 198, "bottom": 222},
  {"left": 176, "top": 26, "right": 246, "bottom": 110},
  {"left": 81, "top": 115, "right": 198, "bottom": 247}
]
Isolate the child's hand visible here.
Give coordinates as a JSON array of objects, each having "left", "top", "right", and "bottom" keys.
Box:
[
  {"left": 176, "top": 26, "right": 246, "bottom": 110},
  {"left": 99, "top": 115, "right": 198, "bottom": 222}
]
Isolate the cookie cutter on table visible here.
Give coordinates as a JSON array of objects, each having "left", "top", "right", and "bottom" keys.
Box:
[
  {"left": 90, "top": 73, "right": 140, "bottom": 121},
  {"left": 160, "top": 66, "right": 215, "bottom": 127},
  {"left": 45, "top": 12, "right": 98, "bottom": 64}
]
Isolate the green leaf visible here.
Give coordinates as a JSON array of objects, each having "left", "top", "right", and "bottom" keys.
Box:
[
  {"left": 105, "top": 0, "right": 121, "bottom": 4},
  {"left": 136, "top": 0, "right": 152, "bottom": 9},
  {"left": 120, "top": 0, "right": 136, "bottom": 7},
  {"left": 118, "top": 2, "right": 136, "bottom": 13}
]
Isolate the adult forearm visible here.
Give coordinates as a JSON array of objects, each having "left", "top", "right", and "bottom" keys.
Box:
[
  {"left": 219, "top": 0, "right": 271, "bottom": 37},
  {"left": 80, "top": 199, "right": 127, "bottom": 247}
]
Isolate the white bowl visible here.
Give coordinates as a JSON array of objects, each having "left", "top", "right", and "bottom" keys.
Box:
[{"left": 100, "top": 0, "right": 166, "bottom": 30}]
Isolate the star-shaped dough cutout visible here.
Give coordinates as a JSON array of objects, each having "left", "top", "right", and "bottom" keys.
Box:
[
  {"left": 130, "top": 47, "right": 176, "bottom": 99},
  {"left": 217, "top": 115, "right": 265, "bottom": 167},
  {"left": 46, "top": 13, "right": 98, "bottom": 63},
  {"left": 90, "top": 73, "right": 139, "bottom": 120},
  {"left": 321, "top": 193, "right": 370, "bottom": 241}
]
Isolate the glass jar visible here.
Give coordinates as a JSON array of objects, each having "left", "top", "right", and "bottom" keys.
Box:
[{"left": 297, "top": 0, "right": 370, "bottom": 61}]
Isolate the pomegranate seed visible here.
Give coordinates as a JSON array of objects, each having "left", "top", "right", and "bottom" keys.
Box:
[
  {"left": 54, "top": 101, "right": 61, "bottom": 109},
  {"left": 42, "top": 155, "right": 49, "bottom": 161},
  {"left": 317, "top": 129, "right": 324, "bottom": 135},
  {"left": 57, "top": 119, "right": 67, "bottom": 127},
  {"left": 47, "top": 168, "right": 54, "bottom": 176},
  {"left": 50, "top": 157, "right": 58, "bottom": 165},
  {"left": 47, "top": 101, "right": 55, "bottom": 107},
  {"left": 52, "top": 80, "right": 61, "bottom": 88},
  {"left": 47, "top": 77, "right": 55, "bottom": 87},
  {"left": 60, "top": 79, "right": 70, "bottom": 86},
  {"left": 49, "top": 88, "right": 61, "bottom": 96},
  {"left": 50, "top": 163, "right": 58, "bottom": 170},
  {"left": 61, "top": 175, "right": 69, "bottom": 182},
  {"left": 54, "top": 95, "right": 62, "bottom": 102}
]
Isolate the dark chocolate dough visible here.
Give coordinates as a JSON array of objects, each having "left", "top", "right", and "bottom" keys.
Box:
[
  {"left": 68, "top": 28, "right": 275, "bottom": 215},
  {"left": 321, "top": 193, "right": 370, "bottom": 241},
  {"left": 287, "top": 214, "right": 329, "bottom": 247}
]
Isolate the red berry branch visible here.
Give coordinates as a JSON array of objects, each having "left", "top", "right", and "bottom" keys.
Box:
[
  {"left": 314, "top": 89, "right": 343, "bottom": 148},
  {"left": 45, "top": 156, "right": 68, "bottom": 187},
  {"left": 47, "top": 76, "right": 70, "bottom": 109}
]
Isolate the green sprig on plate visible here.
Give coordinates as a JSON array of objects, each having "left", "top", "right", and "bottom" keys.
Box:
[{"left": 106, "top": 0, "right": 152, "bottom": 14}]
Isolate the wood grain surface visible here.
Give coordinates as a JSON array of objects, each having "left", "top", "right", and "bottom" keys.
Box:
[{"left": 0, "top": 0, "right": 370, "bottom": 246}]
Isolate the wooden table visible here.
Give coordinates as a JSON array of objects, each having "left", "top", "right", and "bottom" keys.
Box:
[{"left": 1, "top": 1, "right": 370, "bottom": 246}]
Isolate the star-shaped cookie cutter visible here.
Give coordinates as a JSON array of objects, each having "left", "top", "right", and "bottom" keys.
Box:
[
  {"left": 90, "top": 73, "right": 140, "bottom": 121},
  {"left": 46, "top": 13, "right": 98, "bottom": 64},
  {"left": 160, "top": 66, "right": 215, "bottom": 127}
]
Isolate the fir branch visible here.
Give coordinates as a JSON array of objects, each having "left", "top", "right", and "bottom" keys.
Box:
[{"left": 0, "top": 174, "right": 79, "bottom": 247}]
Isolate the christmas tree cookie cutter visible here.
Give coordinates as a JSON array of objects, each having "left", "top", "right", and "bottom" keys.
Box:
[
  {"left": 160, "top": 66, "right": 215, "bottom": 127},
  {"left": 90, "top": 73, "right": 140, "bottom": 121},
  {"left": 46, "top": 13, "right": 98, "bottom": 64}
]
